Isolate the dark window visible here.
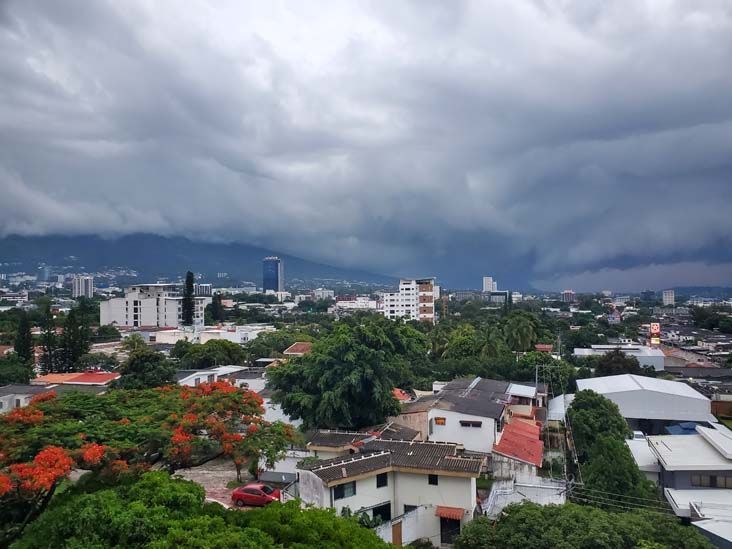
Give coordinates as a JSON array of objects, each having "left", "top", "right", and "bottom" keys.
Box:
[
  {"left": 372, "top": 502, "right": 391, "bottom": 522},
  {"left": 428, "top": 474, "right": 438, "bottom": 486},
  {"left": 261, "top": 485, "right": 274, "bottom": 495},
  {"left": 459, "top": 420, "right": 482, "bottom": 428},
  {"left": 404, "top": 504, "right": 417, "bottom": 514},
  {"left": 333, "top": 481, "right": 356, "bottom": 500},
  {"left": 376, "top": 473, "right": 388, "bottom": 488},
  {"left": 244, "top": 489, "right": 261, "bottom": 495}
]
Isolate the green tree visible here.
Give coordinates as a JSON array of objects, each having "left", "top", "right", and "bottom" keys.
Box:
[
  {"left": 567, "top": 390, "right": 630, "bottom": 463},
  {"left": 0, "top": 353, "right": 33, "bottom": 385},
  {"left": 209, "top": 293, "right": 225, "bottom": 322},
  {"left": 503, "top": 311, "right": 539, "bottom": 351},
  {"left": 267, "top": 317, "right": 410, "bottom": 429},
  {"left": 454, "top": 502, "right": 712, "bottom": 549},
  {"left": 39, "top": 303, "right": 57, "bottom": 375},
  {"left": 120, "top": 333, "right": 147, "bottom": 353},
  {"left": 113, "top": 349, "right": 177, "bottom": 389},
  {"left": 95, "top": 324, "right": 121, "bottom": 342},
  {"left": 13, "top": 310, "right": 33, "bottom": 363},
  {"left": 58, "top": 308, "right": 92, "bottom": 373},
  {"left": 594, "top": 350, "right": 642, "bottom": 377},
  {"left": 580, "top": 435, "right": 658, "bottom": 506},
  {"left": 179, "top": 340, "right": 246, "bottom": 370},
  {"left": 182, "top": 271, "right": 195, "bottom": 326}
]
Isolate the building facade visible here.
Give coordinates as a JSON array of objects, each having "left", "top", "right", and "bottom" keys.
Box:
[
  {"left": 262, "top": 256, "right": 284, "bottom": 293},
  {"left": 99, "top": 284, "right": 211, "bottom": 328},
  {"left": 382, "top": 278, "right": 440, "bottom": 323},
  {"left": 663, "top": 289, "right": 676, "bottom": 307},
  {"left": 72, "top": 275, "right": 94, "bottom": 299}
]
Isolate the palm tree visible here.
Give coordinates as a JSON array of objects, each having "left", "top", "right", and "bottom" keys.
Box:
[{"left": 503, "top": 314, "right": 538, "bottom": 352}]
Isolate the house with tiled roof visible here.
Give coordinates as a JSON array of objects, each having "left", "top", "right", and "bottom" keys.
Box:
[
  {"left": 298, "top": 435, "right": 484, "bottom": 546},
  {"left": 282, "top": 341, "right": 313, "bottom": 356},
  {"left": 492, "top": 421, "right": 544, "bottom": 481}
]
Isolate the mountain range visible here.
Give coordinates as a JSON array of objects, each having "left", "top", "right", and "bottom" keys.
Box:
[{"left": 0, "top": 234, "right": 395, "bottom": 286}]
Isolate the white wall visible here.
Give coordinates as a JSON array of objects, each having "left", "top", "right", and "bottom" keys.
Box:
[
  {"left": 605, "top": 391, "right": 710, "bottom": 422},
  {"left": 332, "top": 472, "right": 394, "bottom": 517},
  {"left": 263, "top": 399, "right": 302, "bottom": 428},
  {"left": 428, "top": 408, "right": 497, "bottom": 453},
  {"left": 394, "top": 472, "right": 475, "bottom": 513},
  {"left": 374, "top": 505, "right": 442, "bottom": 546}
]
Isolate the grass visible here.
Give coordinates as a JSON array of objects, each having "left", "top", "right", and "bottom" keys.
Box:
[{"left": 226, "top": 480, "right": 244, "bottom": 489}]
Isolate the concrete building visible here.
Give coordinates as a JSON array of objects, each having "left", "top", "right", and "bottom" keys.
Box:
[
  {"left": 194, "top": 283, "right": 213, "bottom": 296},
  {"left": 99, "top": 284, "right": 211, "bottom": 328},
  {"left": 299, "top": 434, "right": 483, "bottom": 546},
  {"left": 482, "top": 277, "right": 497, "bottom": 292},
  {"left": 262, "top": 256, "right": 284, "bottom": 293},
  {"left": 576, "top": 374, "right": 713, "bottom": 433},
  {"left": 573, "top": 344, "right": 666, "bottom": 371},
  {"left": 72, "top": 275, "right": 94, "bottom": 299},
  {"left": 382, "top": 278, "right": 440, "bottom": 323},
  {"left": 312, "top": 288, "right": 335, "bottom": 300},
  {"left": 561, "top": 290, "right": 576, "bottom": 303},
  {"left": 663, "top": 289, "right": 676, "bottom": 307}
]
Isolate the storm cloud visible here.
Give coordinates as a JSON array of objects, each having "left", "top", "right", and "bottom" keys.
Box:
[{"left": 1, "top": 1, "right": 731, "bottom": 290}]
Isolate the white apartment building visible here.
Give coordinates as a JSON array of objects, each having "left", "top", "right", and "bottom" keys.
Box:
[
  {"left": 99, "top": 284, "right": 211, "bottom": 328},
  {"left": 72, "top": 275, "right": 94, "bottom": 299},
  {"left": 382, "top": 278, "right": 440, "bottom": 323},
  {"left": 313, "top": 288, "right": 335, "bottom": 300},
  {"left": 663, "top": 289, "right": 676, "bottom": 307}
]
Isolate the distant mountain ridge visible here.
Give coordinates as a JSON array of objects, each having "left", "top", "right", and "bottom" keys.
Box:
[{"left": 0, "top": 234, "right": 396, "bottom": 285}]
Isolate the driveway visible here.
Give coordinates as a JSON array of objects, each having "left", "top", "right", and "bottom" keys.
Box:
[{"left": 174, "top": 457, "right": 253, "bottom": 508}]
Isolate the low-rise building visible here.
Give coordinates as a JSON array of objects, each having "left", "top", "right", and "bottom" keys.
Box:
[
  {"left": 576, "top": 374, "right": 713, "bottom": 433},
  {"left": 573, "top": 344, "right": 666, "bottom": 371},
  {"left": 298, "top": 436, "right": 483, "bottom": 546}
]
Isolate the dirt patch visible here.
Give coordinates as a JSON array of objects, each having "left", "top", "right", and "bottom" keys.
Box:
[{"left": 174, "top": 457, "right": 254, "bottom": 508}]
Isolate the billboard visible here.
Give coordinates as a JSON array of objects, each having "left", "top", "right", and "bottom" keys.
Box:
[{"left": 650, "top": 323, "right": 661, "bottom": 335}]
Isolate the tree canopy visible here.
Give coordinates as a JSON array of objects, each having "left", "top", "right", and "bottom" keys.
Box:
[
  {"left": 267, "top": 316, "right": 428, "bottom": 429},
  {"left": 114, "top": 348, "right": 178, "bottom": 390},
  {"left": 567, "top": 390, "right": 630, "bottom": 463},
  {"left": 454, "top": 502, "right": 712, "bottom": 549}
]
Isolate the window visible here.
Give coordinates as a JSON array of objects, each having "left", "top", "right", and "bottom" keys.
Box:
[
  {"left": 404, "top": 504, "right": 417, "bottom": 514},
  {"left": 428, "top": 418, "right": 434, "bottom": 435},
  {"left": 434, "top": 417, "right": 446, "bottom": 426},
  {"left": 428, "top": 474, "right": 439, "bottom": 486},
  {"left": 459, "top": 420, "right": 482, "bottom": 428},
  {"left": 372, "top": 502, "right": 391, "bottom": 522},
  {"left": 376, "top": 473, "right": 388, "bottom": 488},
  {"left": 333, "top": 481, "right": 356, "bottom": 500},
  {"left": 261, "top": 485, "right": 275, "bottom": 495},
  {"left": 194, "top": 378, "right": 201, "bottom": 386},
  {"left": 15, "top": 399, "right": 21, "bottom": 408},
  {"left": 207, "top": 374, "right": 215, "bottom": 383},
  {"left": 692, "top": 475, "right": 711, "bottom": 488}
]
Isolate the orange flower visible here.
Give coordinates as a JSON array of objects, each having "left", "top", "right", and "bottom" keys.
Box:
[
  {"left": 0, "top": 473, "right": 11, "bottom": 497},
  {"left": 29, "top": 392, "right": 57, "bottom": 406},
  {"left": 118, "top": 418, "right": 131, "bottom": 425},
  {"left": 80, "top": 443, "right": 108, "bottom": 466}
]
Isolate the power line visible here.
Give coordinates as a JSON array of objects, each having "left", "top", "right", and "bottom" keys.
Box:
[{"left": 570, "top": 485, "right": 668, "bottom": 505}]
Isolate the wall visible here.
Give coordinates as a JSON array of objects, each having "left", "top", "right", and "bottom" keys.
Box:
[
  {"left": 263, "top": 399, "right": 302, "bottom": 427},
  {"left": 608, "top": 391, "right": 710, "bottom": 422},
  {"left": 332, "top": 472, "right": 394, "bottom": 517},
  {"left": 428, "top": 408, "right": 497, "bottom": 453},
  {"left": 394, "top": 471, "right": 475, "bottom": 514},
  {"left": 298, "top": 470, "right": 329, "bottom": 508},
  {"left": 374, "top": 505, "right": 441, "bottom": 546},
  {"left": 0, "top": 393, "right": 33, "bottom": 413},
  {"left": 662, "top": 469, "right": 732, "bottom": 490},
  {"left": 392, "top": 411, "right": 428, "bottom": 439},
  {"left": 492, "top": 453, "right": 538, "bottom": 482}
]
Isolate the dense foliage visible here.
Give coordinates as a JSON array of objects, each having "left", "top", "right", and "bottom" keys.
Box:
[
  {"left": 454, "top": 503, "right": 712, "bottom": 549},
  {"left": 14, "top": 471, "right": 389, "bottom": 549}
]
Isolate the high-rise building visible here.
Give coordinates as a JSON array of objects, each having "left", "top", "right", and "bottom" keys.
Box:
[
  {"left": 663, "top": 289, "right": 675, "bottom": 307},
  {"left": 561, "top": 289, "right": 576, "bottom": 303},
  {"left": 382, "top": 278, "right": 440, "bottom": 323},
  {"left": 482, "top": 276, "right": 498, "bottom": 292},
  {"left": 194, "top": 283, "right": 213, "bottom": 296},
  {"left": 99, "top": 284, "right": 211, "bottom": 328},
  {"left": 72, "top": 275, "right": 94, "bottom": 299},
  {"left": 262, "top": 257, "right": 284, "bottom": 293}
]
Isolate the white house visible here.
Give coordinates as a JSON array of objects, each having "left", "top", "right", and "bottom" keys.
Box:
[
  {"left": 174, "top": 365, "right": 247, "bottom": 387},
  {"left": 298, "top": 437, "right": 482, "bottom": 546},
  {"left": 0, "top": 384, "right": 50, "bottom": 413},
  {"left": 573, "top": 344, "right": 666, "bottom": 371}
]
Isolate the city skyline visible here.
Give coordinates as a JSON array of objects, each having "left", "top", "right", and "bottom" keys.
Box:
[{"left": 1, "top": 2, "right": 731, "bottom": 291}]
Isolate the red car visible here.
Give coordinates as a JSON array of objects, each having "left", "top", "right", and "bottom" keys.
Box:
[{"left": 231, "top": 483, "right": 281, "bottom": 507}]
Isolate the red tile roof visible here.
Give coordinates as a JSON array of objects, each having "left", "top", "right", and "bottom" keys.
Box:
[
  {"left": 67, "top": 372, "right": 120, "bottom": 385},
  {"left": 392, "top": 388, "right": 411, "bottom": 401},
  {"left": 435, "top": 506, "right": 465, "bottom": 520},
  {"left": 535, "top": 344, "right": 554, "bottom": 352},
  {"left": 0, "top": 345, "right": 13, "bottom": 355},
  {"left": 493, "top": 422, "right": 544, "bottom": 468},
  {"left": 283, "top": 342, "right": 313, "bottom": 356}
]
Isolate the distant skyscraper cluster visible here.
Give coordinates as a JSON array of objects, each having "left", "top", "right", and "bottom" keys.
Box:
[{"left": 262, "top": 256, "right": 284, "bottom": 293}]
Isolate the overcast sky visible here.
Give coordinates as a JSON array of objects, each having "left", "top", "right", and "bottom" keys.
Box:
[{"left": 1, "top": 1, "right": 731, "bottom": 291}]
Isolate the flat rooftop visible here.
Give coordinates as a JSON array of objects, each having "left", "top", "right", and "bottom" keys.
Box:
[{"left": 647, "top": 434, "right": 732, "bottom": 471}]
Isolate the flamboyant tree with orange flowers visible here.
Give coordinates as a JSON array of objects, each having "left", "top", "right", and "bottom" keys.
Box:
[{"left": 0, "top": 381, "right": 295, "bottom": 544}]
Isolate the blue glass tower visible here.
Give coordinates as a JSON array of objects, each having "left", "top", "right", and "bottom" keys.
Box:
[{"left": 262, "top": 256, "right": 283, "bottom": 292}]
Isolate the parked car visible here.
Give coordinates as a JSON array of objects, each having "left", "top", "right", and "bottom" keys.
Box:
[{"left": 231, "top": 483, "right": 281, "bottom": 507}]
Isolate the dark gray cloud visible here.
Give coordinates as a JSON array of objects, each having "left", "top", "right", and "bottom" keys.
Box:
[{"left": 1, "top": 0, "right": 731, "bottom": 290}]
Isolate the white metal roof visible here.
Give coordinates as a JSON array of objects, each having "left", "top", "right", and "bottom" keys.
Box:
[
  {"left": 547, "top": 394, "right": 574, "bottom": 422},
  {"left": 506, "top": 383, "right": 536, "bottom": 399},
  {"left": 665, "top": 487, "right": 732, "bottom": 519},
  {"left": 694, "top": 518, "right": 732, "bottom": 542},
  {"left": 647, "top": 434, "right": 732, "bottom": 471},
  {"left": 577, "top": 374, "right": 708, "bottom": 401},
  {"left": 697, "top": 425, "right": 732, "bottom": 459},
  {"left": 626, "top": 439, "right": 660, "bottom": 473}
]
